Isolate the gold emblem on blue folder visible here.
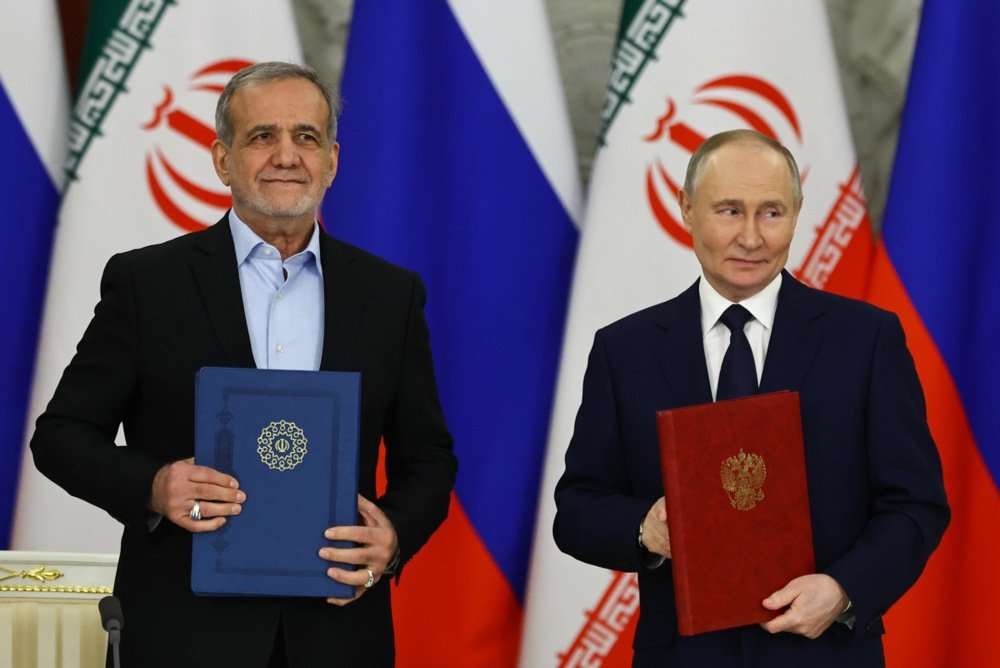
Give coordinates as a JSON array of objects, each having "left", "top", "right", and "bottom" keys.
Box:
[{"left": 257, "top": 420, "right": 308, "bottom": 471}]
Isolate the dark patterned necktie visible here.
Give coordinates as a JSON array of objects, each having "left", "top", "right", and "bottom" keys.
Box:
[{"left": 716, "top": 304, "right": 758, "bottom": 400}]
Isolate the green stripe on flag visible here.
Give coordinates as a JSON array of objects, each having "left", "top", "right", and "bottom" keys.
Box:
[
  {"left": 67, "top": 0, "right": 175, "bottom": 189},
  {"left": 599, "top": 0, "right": 687, "bottom": 145}
]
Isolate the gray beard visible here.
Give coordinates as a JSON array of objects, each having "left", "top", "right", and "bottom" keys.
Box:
[{"left": 232, "top": 187, "right": 317, "bottom": 221}]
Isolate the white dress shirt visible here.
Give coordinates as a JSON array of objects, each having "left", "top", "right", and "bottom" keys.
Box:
[{"left": 699, "top": 272, "right": 782, "bottom": 400}]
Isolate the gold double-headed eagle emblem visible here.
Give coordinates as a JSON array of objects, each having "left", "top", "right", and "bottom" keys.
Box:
[{"left": 720, "top": 449, "right": 767, "bottom": 511}]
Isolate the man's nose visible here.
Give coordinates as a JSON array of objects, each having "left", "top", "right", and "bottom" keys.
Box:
[
  {"left": 736, "top": 218, "right": 763, "bottom": 248},
  {"left": 271, "top": 135, "right": 300, "bottom": 167}
]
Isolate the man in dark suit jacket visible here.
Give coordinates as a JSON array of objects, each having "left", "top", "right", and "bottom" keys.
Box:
[
  {"left": 553, "top": 130, "right": 949, "bottom": 667},
  {"left": 31, "top": 62, "right": 456, "bottom": 667}
]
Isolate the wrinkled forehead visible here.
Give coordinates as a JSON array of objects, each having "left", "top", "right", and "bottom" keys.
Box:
[
  {"left": 697, "top": 141, "right": 797, "bottom": 201},
  {"left": 230, "top": 78, "right": 330, "bottom": 126}
]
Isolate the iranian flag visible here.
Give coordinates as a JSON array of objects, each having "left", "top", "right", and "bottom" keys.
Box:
[
  {"left": 520, "top": 1, "right": 873, "bottom": 664},
  {"left": 13, "top": 0, "right": 302, "bottom": 552}
]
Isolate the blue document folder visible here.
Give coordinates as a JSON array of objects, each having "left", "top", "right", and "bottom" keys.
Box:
[{"left": 192, "top": 367, "right": 360, "bottom": 598}]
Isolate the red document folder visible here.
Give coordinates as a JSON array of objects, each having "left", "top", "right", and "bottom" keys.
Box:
[{"left": 656, "top": 390, "right": 815, "bottom": 636}]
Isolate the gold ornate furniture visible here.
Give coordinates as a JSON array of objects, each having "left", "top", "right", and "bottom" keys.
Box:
[{"left": 0, "top": 551, "right": 116, "bottom": 668}]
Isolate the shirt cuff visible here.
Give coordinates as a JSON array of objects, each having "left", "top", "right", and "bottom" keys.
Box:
[
  {"left": 835, "top": 599, "right": 856, "bottom": 629},
  {"left": 383, "top": 549, "right": 402, "bottom": 576}
]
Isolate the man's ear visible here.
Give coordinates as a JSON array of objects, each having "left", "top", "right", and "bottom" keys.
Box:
[
  {"left": 791, "top": 197, "right": 803, "bottom": 231},
  {"left": 325, "top": 141, "right": 340, "bottom": 188},
  {"left": 678, "top": 189, "right": 694, "bottom": 232},
  {"left": 211, "top": 139, "right": 231, "bottom": 187}
]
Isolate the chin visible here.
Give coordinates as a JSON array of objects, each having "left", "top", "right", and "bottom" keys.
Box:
[
  {"left": 722, "top": 278, "right": 769, "bottom": 299},
  {"left": 253, "top": 197, "right": 317, "bottom": 219}
]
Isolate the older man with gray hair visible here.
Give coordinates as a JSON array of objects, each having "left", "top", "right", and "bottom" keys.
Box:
[
  {"left": 32, "top": 61, "right": 457, "bottom": 667},
  {"left": 553, "top": 129, "right": 948, "bottom": 667}
]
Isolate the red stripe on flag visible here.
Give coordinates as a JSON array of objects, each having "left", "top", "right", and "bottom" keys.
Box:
[
  {"left": 377, "top": 453, "right": 522, "bottom": 667},
  {"left": 557, "top": 572, "right": 639, "bottom": 667},
  {"left": 868, "top": 243, "right": 1000, "bottom": 667},
  {"left": 394, "top": 494, "right": 522, "bottom": 667},
  {"left": 792, "top": 164, "right": 874, "bottom": 299}
]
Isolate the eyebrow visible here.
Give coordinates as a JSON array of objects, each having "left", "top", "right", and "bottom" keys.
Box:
[
  {"left": 245, "top": 124, "right": 276, "bottom": 137},
  {"left": 292, "top": 123, "right": 322, "bottom": 135},
  {"left": 711, "top": 198, "right": 788, "bottom": 211},
  {"left": 759, "top": 199, "right": 788, "bottom": 211},
  {"left": 244, "top": 123, "right": 323, "bottom": 137}
]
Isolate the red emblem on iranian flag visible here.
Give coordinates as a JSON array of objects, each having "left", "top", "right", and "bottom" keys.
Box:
[
  {"left": 142, "top": 59, "right": 253, "bottom": 232},
  {"left": 643, "top": 74, "right": 805, "bottom": 249}
]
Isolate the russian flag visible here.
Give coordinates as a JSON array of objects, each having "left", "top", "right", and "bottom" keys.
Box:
[
  {"left": 323, "top": 1, "right": 580, "bottom": 664},
  {"left": 868, "top": 1, "right": 1000, "bottom": 664},
  {"left": 0, "top": 4, "right": 67, "bottom": 547}
]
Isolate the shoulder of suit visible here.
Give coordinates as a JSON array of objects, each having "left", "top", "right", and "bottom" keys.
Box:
[
  {"left": 603, "top": 298, "right": 677, "bottom": 330},
  {"left": 320, "top": 232, "right": 418, "bottom": 280},
  {"left": 320, "top": 232, "right": 414, "bottom": 274},
  {"left": 811, "top": 290, "right": 888, "bottom": 318},
  {"left": 103, "top": 225, "right": 422, "bottom": 283},
  {"left": 596, "top": 280, "right": 698, "bottom": 337},
  {"left": 104, "top": 225, "right": 217, "bottom": 270},
  {"left": 783, "top": 275, "right": 897, "bottom": 323}
]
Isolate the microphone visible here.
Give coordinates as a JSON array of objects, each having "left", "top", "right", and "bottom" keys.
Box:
[{"left": 99, "top": 596, "right": 124, "bottom": 668}]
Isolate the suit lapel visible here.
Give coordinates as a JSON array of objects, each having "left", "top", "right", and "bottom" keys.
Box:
[
  {"left": 652, "top": 280, "right": 714, "bottom": 407},
  {"left": 759, "top": 272, "right": 827, "bottom": 393},
  {"left": 318, "top": 233, "right": 364, "bottom": 371},
  {"left": 190, "top": 217, "right": 255, "bottom": 367}
]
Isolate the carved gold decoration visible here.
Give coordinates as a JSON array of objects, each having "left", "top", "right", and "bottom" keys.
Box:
[
  {"left": 720, "top": 449, "right": 767, "bottom": 511},
  {"left": 0, "top": 565, "right": 65, "bottom": 583},
  {"left": 257, "top": 419, "right": 308, "bottom": 471},
  {"left": 0, "top": 585, "right": 113, "bottom": 594}
]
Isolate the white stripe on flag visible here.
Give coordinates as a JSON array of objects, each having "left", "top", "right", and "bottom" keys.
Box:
[
  {"left": 449, "top": 0, "right": 582, "bottom": 225},
  {"left": 13, "top": 0, "right": 303, "bottom": 552},
  {"left": 0, "top": 0, "right": 68, "bottom": 185}
]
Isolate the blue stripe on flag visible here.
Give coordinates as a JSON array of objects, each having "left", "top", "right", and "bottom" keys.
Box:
[
  {"left": 325, "top": 0, "right": 577, "bottom": 599},
  {"left": 0, "top": 82, "right": 60, "bottom": 547},
  {"left": 880, "top": 0, "right": 1000, "bottom": 486}
]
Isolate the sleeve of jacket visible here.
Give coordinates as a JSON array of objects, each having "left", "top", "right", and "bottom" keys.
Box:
[
  {"left": 377, "top": 273, "right": 457, "bottom": 567},
  {"left": 30, "top": 252, "right": 164, "bottom": 530},
  {"left": 824, "top": 311, "right": 950, "bottom": 631},
  {"left": 553, "top": 329, "right": 658, "bottom": 573}
]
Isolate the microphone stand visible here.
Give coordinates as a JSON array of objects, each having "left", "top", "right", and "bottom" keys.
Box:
[{"left": 99, "top": 596, "right": 123, "bottom": 668}]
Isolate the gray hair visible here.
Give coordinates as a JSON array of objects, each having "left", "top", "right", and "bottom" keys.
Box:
[
  {"left": 215, "top": 61, "right": 341, "bottom": 145},
  {"left": 683, "top": 129, "right": 803, "bottom": 205}
]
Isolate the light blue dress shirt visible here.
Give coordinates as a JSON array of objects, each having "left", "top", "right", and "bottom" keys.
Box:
[{"left": 228, "top": 211, "right": 324, "bottom": 371}]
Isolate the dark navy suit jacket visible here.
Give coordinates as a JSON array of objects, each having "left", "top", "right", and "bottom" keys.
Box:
[
  {"left": 554, "top": 272, "right": 949, "bottom": 667},
  {"left": 32, "top": 217, "right": 457, "bottom": 667}
]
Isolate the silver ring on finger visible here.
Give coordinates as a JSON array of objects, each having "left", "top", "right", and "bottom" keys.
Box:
[
  {"left": 364, "top": 568, "right": 375, "bottom": 589},
  {"left": 189, "top": 500, "right": 202, "bottom": 521}
]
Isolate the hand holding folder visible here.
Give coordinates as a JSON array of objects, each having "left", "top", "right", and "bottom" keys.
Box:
[
  {"left": 657, "top": 390, "right": 815, "bottom": 636},
  {"left": 192, "top": 367, "right": 361, "bottom": 599}
]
